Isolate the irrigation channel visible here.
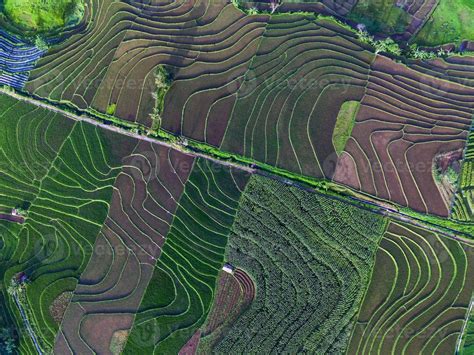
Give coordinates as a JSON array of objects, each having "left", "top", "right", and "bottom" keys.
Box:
[
  {"left": 0, "top": 87, "right": 473, "bottom": 248},
  {"left": 13, "top": 291, "right": 43, "bottom": 354}
]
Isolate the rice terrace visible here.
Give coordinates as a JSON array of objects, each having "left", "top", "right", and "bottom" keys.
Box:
[{"left": 0, "top": 0, "right": 472, "bottom": 354}]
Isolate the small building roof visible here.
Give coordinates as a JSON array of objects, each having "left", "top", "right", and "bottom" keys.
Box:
[{"left": 222, "top": 263, "right": 235, "bottom": 274}]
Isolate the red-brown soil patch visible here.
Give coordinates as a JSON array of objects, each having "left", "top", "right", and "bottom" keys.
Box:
[
  {"left": 49, "top": 292, "right": 73, "bottom": 324},
  {"left": 179, "top": 330, "right": 201, "bottom": 355},
  {"left": 202, "top": 269, "right": 255, "bottom": 343},
  {"left": 0, "top": 214, "right": 24, "bottom": 224}
]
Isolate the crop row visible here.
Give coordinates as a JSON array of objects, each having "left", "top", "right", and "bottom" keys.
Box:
[{"left": 0, "top": 29, "right": 45, "bottom": 89}]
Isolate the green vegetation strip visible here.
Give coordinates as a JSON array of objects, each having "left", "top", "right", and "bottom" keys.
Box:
[{"left": 333, "top": 100, "right": 360, "bottom": 156}]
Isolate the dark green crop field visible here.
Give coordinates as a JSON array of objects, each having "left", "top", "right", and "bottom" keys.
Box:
[{"left": 208, "top": 175, "right": 387, "bottom": 353}]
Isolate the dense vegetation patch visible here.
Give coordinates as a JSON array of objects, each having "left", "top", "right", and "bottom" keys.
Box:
[
  {"left": 211, "top": 176, "right": 387, "bottom": 353},
  {"left": 333, "top": 101, "right": 359, "bottom": 156},
  {"left": 2, "top": 0, "right": 84, "bottom": 34},
  {"left": 415, "top": 0, "right": 474, "bottom": 46}
]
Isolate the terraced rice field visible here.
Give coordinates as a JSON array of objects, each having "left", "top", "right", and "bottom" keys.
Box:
[
  {"left": 333, "top": 55, "right": 474, "bottom": 216},
  {"left": 123, "top": 158, "right": 249, "bottom": 354},
  {"left": 0, "top": 94, "right": 136, "bottom": 353},
  {"left": 0, "top": 29, "right": 45, "bottom": 89},
  {"left": 408, "top": 56, "right": 474, "bottom": 89},
  {"left": 209, "top": 175, "right": 387, "bottom": 353},
  {"left": 22, "top": 1, "right": 474, "bottom": 217},
  {"left": 348, "top": 221, "right": 474, "bottom": 354},
  {"left": 55, "top": 140, "right": 195, "bottom": 353},
  {"left": 452, "top": 130, "right": 474, "bottom": 221},
  {"left": 222, "top": 15, "right": 374, "bottom": 178},
  {"left": 25, "top": 0, "right": 268, "bottom": 142},
  {"left": 198, "top": 268, "right": 255, "bottom": 352},
  {"left": 0, "top": 94, "right": 73, "bottom": 212}
]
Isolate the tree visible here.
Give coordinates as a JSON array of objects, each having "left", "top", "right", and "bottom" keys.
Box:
[
  {"left": 0, "top": 328, "right": 16, "bottom": 355},
  {"left": 34, "top": 36, "right": 49, "bottom": 51}
]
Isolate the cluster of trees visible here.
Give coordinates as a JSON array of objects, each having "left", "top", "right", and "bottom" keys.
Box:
[
  {"left": 149, "top": 65, "right": 173, "bottom": 130},
  {"left": 0, "top": 328, "right": 15, "bottom": 354},
  {"left": 357, "top": 26, "right": 457, "bottom": 60},
  {"left": 213, "top": 176, "right": 386, "bottom": 353},
  {"left": 356, "top": 26, "right": 401, "bottom": 56}
]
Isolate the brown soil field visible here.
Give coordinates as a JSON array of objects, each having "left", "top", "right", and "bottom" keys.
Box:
[
  {"left": 334, "top": 55, "right": 474, "bottom": 216},
  {"left": 26, "top": 0, "right": 268, "bottom": 147},
  {"left": 54, "top": 141, "right": 195, "bottom": 353}
]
